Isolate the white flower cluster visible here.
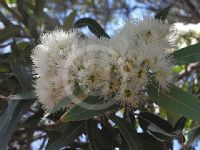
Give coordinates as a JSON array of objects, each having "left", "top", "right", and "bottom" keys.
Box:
[
  {"left": 32, "top": 30, "right": 81, "bottom": 109},
  {"left": 32, "top": 17, "right": 175, "bottom": 111}
]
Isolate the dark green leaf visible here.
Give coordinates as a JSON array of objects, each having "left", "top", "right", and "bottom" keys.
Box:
[
  {"left": 172, "top": 43, "right": 200, "bottom": 65},
  {"left": 0, "top": 11, "right": 11, "bottom": 26},
  {"left": 109, "top": 114, "right": 144, "bottom": 150},
  {"left": 46, "top": 132, "right": 61, "bottom": 149},
  {"left": 8, "top": 90, "right": 35, "bottom": 100},
  {"left": 155, "top": 5, "right": 172, "bottom": 20},
  {"left": 138, "top": 112, "right": 175, "bottom": 141},
  {"left": 42, "top": 13, "right": 60, "bottom": 30},
  {"left": 8, "top": 59, "right": 32, "bottom": 90},
  {"left": 186, "top": 127, "right": 200, "bottom": 148},
  {"left": 60, "top": 96, "right": 117, "bottom": 122},
  {"left": 138, "top": 133, "right": 166, "bottom": 150},
  {"left": 34, "top": 0, "right": 46, "bottom": 16},
  {"left": 0, "top": 25, "right": 20, "bottom": 42},
  {"left": 124, "top": 112, "right": 136, "bottom": 128},
  {"left": 166, "top": 111, "right": 180, "bottom": 127},
  {"left": 138, "top": 112, "right": 173, "bottom": 133},
  {"left": 47, "top": 122, "right": 85, "bottom": 150},
  {"left": 63, "top": 10, "right": 77, "bottom": 30},
  {"left": 19, "top": 109, "right": 43, "bottom": 128},
  {"left": 74, "top": 18, "right": 109, "bottom": 38},
  {"left": 0, "top": 100, "right": 34, "bottom": 150},
  {"left": 148, "top": 84, "right": 200, "bottom": 122},
  {"left": 86, "top": 120, "right": 100, "bottom": 150},
  {"left": 45, "top": 95, "right": 73, "bottom": 116},
  {"left": 174, "top": 116, "right": 187, "bottom": 133}
]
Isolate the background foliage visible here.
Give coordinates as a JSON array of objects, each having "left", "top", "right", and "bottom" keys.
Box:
[{"left": 0, "top": 0, "right": 200, "bottom": 150}]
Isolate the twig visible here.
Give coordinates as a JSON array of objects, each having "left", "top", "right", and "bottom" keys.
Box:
[{"left": 177, "top": 63, "right": 200, "bottom": 80}]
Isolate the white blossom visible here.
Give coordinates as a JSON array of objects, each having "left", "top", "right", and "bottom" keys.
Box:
[
  {"left": 32, "top": 17, "right": 176, "bottom": 112},
  {"left": 32, "top": 29, "right": 81, "bottom": 110},
  {"left": 109, "top": 16, "right": 175, "bottom": 106}
]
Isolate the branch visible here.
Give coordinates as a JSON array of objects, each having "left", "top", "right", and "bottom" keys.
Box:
[{"left": 177, "top": 63, "right": 200, "bottom": 80}]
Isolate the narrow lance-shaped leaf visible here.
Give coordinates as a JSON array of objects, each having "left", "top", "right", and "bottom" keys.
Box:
[
  {"left": 148, "top": 84, "right": 200, "bottom": 122},
  {"left": 0, "top": 100, "right": 34, "bottom": 150},
  {"left": 86, "top": 120, "right": 100, "bottom": 150},
  {"left": 138, "top": 112, "right": 175, "bottom": 141},
  {"left": 44, "top": 95, "right": 74, "bottom": 116},
  {"left": 8, "top": 90, "right": 35, "bottom": 100},
  {"left": 8, "top": 52, "right": 33, "bottom": 90},
  {"left": 109, "top": 114, "right": 144, "bottom": 150},
  {"left": 63, "top": 10, "right": 77, "bottom": 29},
  {"left": 155, "top": 5, "right": 172, "bottom": 20},
  {"left": 74, "top": 18, "right": 110, "bottom": 38},
  {"left": 60, "top": 96, "right": 118, "bottom": 122},
  {"left": 174, "top": 116, "right": 187, "bottom": 133},
  {"left": 47, "top": 122, "right": 85, "bottom": 150},
  {"left": 138, "top": 133, "right": 165, "bottom": 150},
  {"left": 172, "top": 43, "right": 200, "bottom": 65},
  {"left": 186, "top": 127, "right": 200, "bottom": 148},
  {"left": 0, "top": 25, "right": 20, "bottom": 42}
]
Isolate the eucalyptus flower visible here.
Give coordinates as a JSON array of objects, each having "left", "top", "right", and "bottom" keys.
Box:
[
  {"left": 32, "top": 17, "right": 176, "bottom": 112},
  {"left": 32, "top": 29, "right": 81, "bottom": 110}
]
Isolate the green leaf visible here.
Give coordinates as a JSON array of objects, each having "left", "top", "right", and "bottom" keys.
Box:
[
  {"left": 45, "top": 95, "right": 73, "bottom": 116},
  {"left": 86, "top": 120, "right": 100, "bottom": 150},
  {"left": 0, "top": 11, "right": 11, "bottom": 26},
  {"left": 6, "top": 0, "right": 16, "bottom": 4},
  {"left": 63, "top": 10, "right": 77, "bottom": 30},
  {"left": 46, "top": 122, "right": 85, "bottom": 150},
  {"left": 0, "top": 25, "right": 20, "bottom": 42},
  {"left": 155, "top": 5, "right": 172, "bottom": 20},
  {"left": 138, "top": 112, "right": 175, "bottom": 141},
  {"left": 74, "top": 18, "right": 110, "bottom": 38},
  {"left": 8, "top": 60, "right": 32, "bottom": 90},
  {"left": 109, "top": 114, "right": 144, "bottom": 150},
  {"left": 8, "top": 90, "right": 35, "bottom": 100},
  {"left": 138, "top": 133, "right": 165, "bottom": 150},
  {"left": 174, "top": 116, "right": 187, "bottom": 133},
  {"left": 19, "top": 109, "right": 43, "bottom": 128},
  {"left": 124, "top": 112, "right": 136, "bottom": 128},
  {"left": 166, "top": 111, "right": 180, "bottom": 127},
  {"left": 0, "top": 100, "right": 34, "bottom": 150},
  {"left": 186, "top": 127, "right": 200, "bottom": 148},
  {"left": 60, "top": 96, "right": 118, "bottom": 122},
  {"left": 148, "top": 84, "right": 200, "bottom": 122},
  {"left": 172, "top": 43, "right": 200, "bottom": 65}
]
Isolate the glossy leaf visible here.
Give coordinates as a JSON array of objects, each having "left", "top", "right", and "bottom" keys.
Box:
[
  {"left": 9, "top": 63, "right": 32, "bottom": 90},
  {"left": 86, "top": 120, "right": 100, "bottom": 150},
  {"left": 186, "top": 127, "right": 200, "bottom": 148},
  {"left": 148, "top": 84, "right": 200, "bottom": 122},
  {"left": 63, "top": 10, "right": 77, "bottom": 29},
  {"left": 174, "top": 116, "right": 187, "bottom": 133},
  {"left": 45, "top": 95, "right": 73, "bottom": 116},
  {"left": 0, "top": 100, "right": 34, "bottom": 150},
  {"left": 138, "top": 112, "right": 173, "bottom": 134},
  {"left": 109, "top": 114, "right": 144, "bottom": 150},
  {"left": 172, "top": 43, "right": 200, "bottom": 65},
  {"left": 138, "top": 133, "right": 165, "bottom": 150},
  {"left": 8, "top": 90, "right": 35, "bottom": 100},
  {"left": 47, "top": 122, "right": 85, "bottom": 150},
  {"left": 0, "top": 25, "right": 20, "bottom": 42},
  {"left": 74, "top": 18, "right": 109, "bottom": 38},
  {"left": 60, "top": 96, "right": 118, "bottom": 122},
  {"left": 166, "top": 111, "right": 180, "bottom": 127},
  {"left": 0, "top": 11, "right": 11, "bottom": 26},
  {"left": 138, "top": 112, "right": 175, "bottom": 141},
  {"left": 155, "top": 5, "right": 172, "bottom": 20}
]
